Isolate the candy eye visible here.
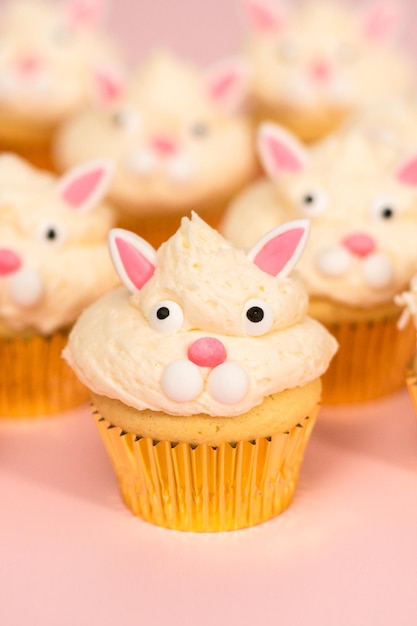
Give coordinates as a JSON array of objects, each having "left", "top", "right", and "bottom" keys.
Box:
[
  {"left": 111, "top": 108, "right": 139, "bottom": 133},
  {"left": 298, "top": 189, "right": 328, "bottom": 216},
  {"left": 243, "top": 299, "right": 274, "bottom": 336},
  {"left": 189, "top": 121, "right": 210, "bottom": 138},
  {"left": 37, "top": 221, "right": 66, "bottom": 246},
  {"left": 277, "top": 40, "right": 298, "bottom": 63},
  {"left": 371, "top": 197, "right": 397, "bottom": 221},
  {"left": 149, "top": 300, "right": 184, "bottom": 333}
]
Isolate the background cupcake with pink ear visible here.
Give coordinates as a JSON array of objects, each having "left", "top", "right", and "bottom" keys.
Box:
[
  {"left": 222, "top": 122, "right": 417, "bottom": 403},
  {"left": 53, "top": 49, "right": 259, "bottom": 248},
  {"left": 0, "top": 0, "right": 125, "bottom": 170},
  {"left": 241, "top": 0, "right": 415, "bottom": 143},
  {"left": 0, "top": 154, "right": 118, "bottom": 417}
]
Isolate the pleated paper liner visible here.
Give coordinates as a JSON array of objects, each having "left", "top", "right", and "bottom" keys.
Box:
[
  {"left": 406, "top": 356, "right": 417, "bottom": 415},
  {"left": 320, "top": 310, "right": 416, "bottom": 404},
  {"left": 0, "top": 329, "right": 89, "bottom": 418},
  {"left": 93, "top": 404, "right": 318, "bottom": 532}
]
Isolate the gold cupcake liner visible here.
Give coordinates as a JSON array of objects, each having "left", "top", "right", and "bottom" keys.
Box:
[
  {"left": 406, "top": 357, "right": 417, "bottom": 415},
  {"left": 321, "top": 312, "right": 416, "bottom": 404},
  {"left": 93, "top": 405, "right": 318, "bottom": 532},
  {"left": 0, "top": 329, "right": 89, "bottom": 418},
  {"left": 115, "top": 200, "right": 229, "bottom": 249}
]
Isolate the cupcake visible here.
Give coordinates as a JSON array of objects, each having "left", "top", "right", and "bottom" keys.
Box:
[
  {"left": 395, "top": 277, "right": 417, "bottom": 414},
  {"left": 0, "top": 0, "right": 125, "bottom": 169},
  {"left": 53, "top": 49, "right": 259, "bottom": 248},
  {"left": 221, "top": 123, "right": 417, "bottom": 403},
  {"left": 63, "top": 213, "right": 337, "bottom": 531},
  {"left": 242, "top": 0, "right": 415, "bottom": 142},
  {"left": 0, "top": 154, "right": 118, "bottom": 417}
]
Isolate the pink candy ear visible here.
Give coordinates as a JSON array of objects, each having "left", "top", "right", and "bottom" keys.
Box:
[
  {"left": 65, "top": 0, "right": 108, "bottom": 28},
  {"left": 248, "top": 219, "right": 310, "bottom": 278},
  {"left": 242, "top": 0, "right": 286, "bottom": 33},
  {"left": 362, "top": 2, "right": 401, "bottom": 41},
  {"left": 396, "top": 153, "right": 417, "bottom": 186},
  {"left": 93, "top": 66, "right": 126, "bottom": 105},
  {"left": 258, "top": 123, "right": 307, "bottom": 180},
  {"left": 58, "top": 160, "right": 113, "bottom": 212},
  {"left": 205, "top": 58, "right": 249, "bottom": 111},
  {"left": 108, "top": 229, "right": 156, "bottom": 292}
]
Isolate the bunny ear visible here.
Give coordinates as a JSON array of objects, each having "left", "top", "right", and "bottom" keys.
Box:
[
  {"left": 396, "top": 152, "right": 417, "bottom": 186},
  {"left": 205, "top": 57, "right": 249, "bottom": 112},
  {"left": 93, "top": 66, "right": 126, "bottom": 105},
  {"left": 258, "top": 123, "right": 308, "bottom": 179},
  {"left": 58, "top": 160, "right": 113, "bottom": 212},
  {"left": 65, "top": 0, "right": 109, "bottom": 28},
  {"left": 361, "top": 1, "right": 402, "bottom": 41},
  {"left": 242, "top": 0, "right": 287, "bottom": 33},
  {"left": 248, "top": 219, "right": 310, "bottom": 278},
  {"left": 108, "top": 229, "right": 157, "bottom": 293}
]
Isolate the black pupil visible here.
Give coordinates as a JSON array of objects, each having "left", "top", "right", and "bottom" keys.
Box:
[
  {"left": 304, "top": 194, "right": 315, "bottom": 204},
  {"left": 113, "top": 111, "right": 128, "bottom": 126},
  {"left": 191, "top": 122, "right": 208, "bottom": 137},
  {"left": 381, "top": 207, "right": 393, "bottom": 219},
  {"left": 157, "top": 307, "right": 170, "bottom": 320},
  {"left": 46, "top": 228, "right": 57, "bottom": 241},
  {"left": 246, "top": 306, "right": 264, "bottom": 323}
]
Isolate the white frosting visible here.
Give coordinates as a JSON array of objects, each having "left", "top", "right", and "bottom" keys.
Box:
[
  {"left": 65, "top": 214, "right": 337, "bottom": 417},
  {"left": 0, "top": 154, "right": 119, "bottom": 334},
  {"left": 54, "top": 50, "right": 257, "bottom": 213}
]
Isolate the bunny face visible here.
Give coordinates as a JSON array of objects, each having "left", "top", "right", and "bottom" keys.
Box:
[
  {"left": 244, "top": 1, "right": 414, "bottom": 133},
  {"left": 55, "top": 51, "right": 257, "bottom": 214},
  {"left": 64, "top": 213, "right": 337, "bottom": 417},
  {"left": 257, "top": 124, "right": 417, "bottom": 306},
  {"left": 0, "top": 155, "right": 118, "bottom": 334},
  {"left": 0, "top": 0, "right": 123, "bottom": 127}
]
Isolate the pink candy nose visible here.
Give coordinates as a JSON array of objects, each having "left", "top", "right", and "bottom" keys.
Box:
[
  {"left": 15, "top": 55, "right": 41, "bottom": 76},
  {"left": 187, "top": 337, "right": 227, "bottom": 368},
  {"left": 342, "top": 233, "right": 376, "bottom": 257},
  {"left": 310, "top": 59, "right": 331, "bottom": 82},
  {"left": 150, "top": 136, "right": 177, "bottom": 156},
  {"left": 0, "top": 249, "right": 21, "bottom": 275}
]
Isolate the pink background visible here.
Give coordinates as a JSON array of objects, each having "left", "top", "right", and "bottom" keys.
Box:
[{"left": 2, "top": 1, "right": 417, "bottom": 625}]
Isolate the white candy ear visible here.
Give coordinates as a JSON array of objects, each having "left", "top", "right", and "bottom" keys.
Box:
[
  {"left": 242, "top": 0, "right": 287, "bottom": 33},
  {"left": 108, "top": 228, "right": 157, "bottom": 293},
  {"left": 205, "top": 57, "right": 249, "bottom": 112},
  {"left": 65, "top": 0, "right": 109, "bottom": 28},
  {"left": 92, "top": 66, "right": 126, "bottom": 105},
  {"left": 258, "top": 123, "right": 308, "bottom": 179},
  {"left": 248, "top": 219, "right": 310, "bottom": 278},
  {"left": 57, "top": 160, "right": 113, "bottom": 212},
  {"left": 396, "top": 152, "right": 417, "bottom": 186},
  {"left": 361, "top": 1, "right": 402, "bottom": 41}
]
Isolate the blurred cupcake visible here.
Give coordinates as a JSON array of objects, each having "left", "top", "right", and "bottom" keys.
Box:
[
  {"left": 221, "top": 123, "right": 417, "bottom": 403},
  {"left": 64, "top": 213, "right": 337, "bottom": 531},
  {"left": 241, "top": 0, "right": 415, "bottom": 142},
  {"left": 53, "top": 49, "right": 260, "bottom": 248},
  {"left": 0, "top": 0, "right": 125, "bottom": 169},
  {"left": 395, "top": 277, "right": 417, "bottom": 414},
  {"left": 0, "top": 154, "right": 118, "bottom": 417}
]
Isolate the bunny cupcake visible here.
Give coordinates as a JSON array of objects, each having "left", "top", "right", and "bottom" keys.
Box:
[
  {"left": 0, "top": 0, "right": 124, "bottom": 169},
  {"left": 64, "top": 213, "right": 337, "bottom": 531},
  {"left": 242, "top": 0, "right": 415, "bottom": 142},
  {"left": 221, "top": 123, "right": 417, "bottom": 403},
  {"left": 53, "top": 49, "right": 259, "bottom": 248},
  {"left": 395, "top": 278, "right": 417, "bottom": 415},
  {"left": 0, "top": 154, "right": 118, "bottom": 417}
]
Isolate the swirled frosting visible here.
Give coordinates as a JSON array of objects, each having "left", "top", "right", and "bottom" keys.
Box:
[
  {"left": 0, "top": 154, "right": 119, "bottom": 335},
  {"left": 222, "top": 124, "right": 417, "bottom": 308},
  {"left": 64, "top": 213, "right": 337, "bottom": 417},
  {"left": 54, "top": 49, "right": 257, "bottom": 215}
]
